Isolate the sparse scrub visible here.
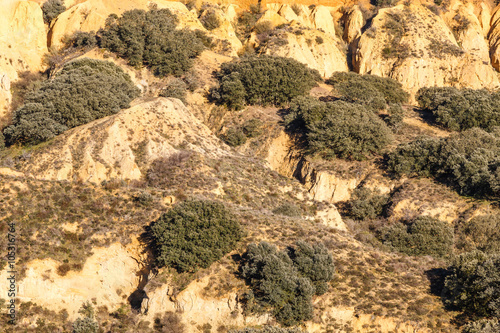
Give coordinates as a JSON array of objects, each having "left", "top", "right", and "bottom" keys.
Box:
[
  {"left": 285, "top": 96, "right": 393, "bottom": 160},
  {"left": 151, "top": 199, "right": 243, "bottom": 273},
  {"left": 272, "top": 202, "right": 302, "bottom": 217},
  {"left": 3, "top": 58, "right": 140, "bottom": 146},
  {"left": 212, "top": 55, "right": 320, "bottom": 110},
  {"left": 200, "top": 9, "right": 221, "bottom": 31},
  {"left": 153, "top": 311, "right": 185, "bottom": 333},
  {"left": 99, "top": 8, "right": 205, "bottom": 76},
  {"left": 230, "top": 328, "right": 304, "bottom": 333}
]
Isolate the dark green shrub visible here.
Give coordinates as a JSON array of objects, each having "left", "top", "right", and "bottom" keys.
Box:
[
  {"left": 287, "top": 241, "right": 335, "bottom": 296},
  {"left": 348, "top": 188, "right": 389, "bottom": 220},
  {"left": 387, "top": 128, "right": 500, "bottom": 198},
  {"left": 371, "top": 0, "right": 396, "bottom": 7},
  {"left": 462, "top": 319, "right": 500, "bottom": 333},
  {"left": 235, "top": 7, "right": 262, "bottom": 42},
  {"left": 9, "top": 71, "right": 46, "bottom": 113},
  {"left": 99, "top": 8, "right": 205, "bottom": 77},
  {"left": 444, "top": 251, "right": 500, "bottom": 318},
  {"left": 327, "top": 72, "right": 409, "bottom": 107},
  {"left": 222, "top": 127, "right": 247, "bottom": 147},
  {"left": 151, "top": 199, "right": 243, "bottom": 273},
  {"left": 42, "top": 0, "right": 66, "bottom": 24},
  {"left": 213, "top": 55, "right": 321, "bottom": 110},
  {"left": 241, "top": 119, "right": 262, "bottom": 138},
  {"left": 456, "top": 214, "right": 500, "bottom": 254},
  {"left": 200, "top": 10, "right": 221, "bottom": 31},
  {"left": 315, "top": 36, "right": 324, "bottom": 44},
  {"left": 386, "top": 136, "right": 442, "bottom": 178},
  {"left": 0, "top": 132, "right": 5, "bottom": 151},
  {"left": 285, "top": 96, "right": 393, "bottom": 160},
  {"left": 73, "top": 302, "right": 98, "bottom": 333},
  {"left": 416, "top": 87, "right": 500, "bottom": 132},
  {"left": 160, "top": 78, "right": 187, "bottom": 103},
  {"left": 272, "top": 202, "right": 301, "bottom": 217},
  {"left": 240, "top": 241, "right": 334, "bottom": 326},
  {"left": 3, "top": 58, "right": 140, "bottom": 146},
  {"left": 379, "top": 216, "right": 454, "bottom": 257},
  {"left": 64, "top": 31, "right": 98, "bottom": 49}
]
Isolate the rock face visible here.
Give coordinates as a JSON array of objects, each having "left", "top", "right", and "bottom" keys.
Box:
[
  {"left": 20, "top": 97, "right": 227, "bottom": 183},
  {"left": 0, "top": 0, "right": 47, "bottom": 124},
  {"left": 256, "top": 4, "right": 348, "bottom": 77},
  {"left": 0, "top": 241, "right": 143, "bottom": 320},
  {"left": 354, "top": 3, "right": 499, "bottom": 101}
]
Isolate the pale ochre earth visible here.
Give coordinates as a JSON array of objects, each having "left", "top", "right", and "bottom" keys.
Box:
[{"left": 1, "top": 0, "right": 500, "bottom": 332}]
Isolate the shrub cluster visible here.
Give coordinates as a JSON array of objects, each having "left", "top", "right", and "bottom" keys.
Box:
[
  {"left": 348, "top": 187, "right": 389, "bottom": 220},
  {"left": 327, "top": 72, "right": 408, "bottom": 127},
  {"left": 221, "top": 119, "right": 263, "bottom": 147},
  {"left": 151, "top": 199, "right": 243, "bottom": 273},
  {"left": 444, "top": 251, "right": 500, "bottom": 318},
  {"left": 99, "top": 8, "right": 206, "bottom": 77},
  {"left": 241, "top": 241, "right": 334, "bottom": 326},
  {"left": 3, "top": 58, "right": 140, "bottom": 146},
  {"left": 285, "top": 96, "right": 393, "bottom": 160},
  {"left": 378, "top": 216, "right": 454, "bottom": 257},
  {"left": 387, "top": 128, "right": 500, "bottom": 198},
  {"left": 417, "top": 87, "right": 500, "bottom": 132},
  {"left": 211, "top": 55, "right": 321, "bottom": 110},
  {"left": 456, "top": 214, "right": 500, "bottom": 254},
  {"left": 462, "top": 319, "right": 500, "bottom": 333},
  {"left": 42, "top": 0, "right": 66, "bottom": 24},
  {"left": 160, "top": 78, "right": 187, "bottom": 103},
  {"left": 73, "top": 302, "right": 98, "bottom": 333}
]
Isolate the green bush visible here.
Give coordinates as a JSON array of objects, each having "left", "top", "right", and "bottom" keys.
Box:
[
  {"left": 42, "top": 0, "right": 66, "bottom": 24},
  {"left": 153, "top": 312, "right": 185, "bottom": 333},
  {"left": 241, "top": 119, "right": 262, "bottom": 138},
  {"left": 241, "top": 241, "right": 334, "bottom": 326},
  {"left": 327, "top": 72, "right": 408, "bottom": 128},
  {"left": 212, "top": 55, "right": 321, "bottom": 110},
  {"left": 456, "top": 214, "right": 500, "bottom": 254},
  {"left": 285, "top": 96, "right": 393, "bottom": 160},
  {"left": 73, "top": 302, "right": 98, "bottom": 333},
  {"left": 416, "top": 87, "right": 500, "bottom": 131},
  {"left": 151, "top": 199, "right": 243, "bottom": 273},
  {"left": 160, "top": 78, "right": 187, "bottom": 103},
  {"left": 272, "top": 202, "right": 302, "bottom": 217},
  {"left": 327, "top": 72, "right": 409, "bottom": 106},
  {"left": 0, "top": 132, "right": 5, "bottom": 151},
  {"left": 3, "top": 58, "right": 140, "bottom": 146},
  {"left": 379, "top": 216, "right": 454, "bottom": 257},
  {"left": 98, "top": 8, "right": 205, "bottom": 77},
  {"left": 64, "top": 31, "right": 98, "bottom": 49},
  {"left": 348, "top": 188, "right": 389, "bottom": 220},
  {"left": 444, "top": 251, "right": 500, "bottom": 318},
  {"left": 222, "top": 127, "right": 247, "bottom": 147},
  {"left": 387, "top": 128, "right": 500, "bottom": 198},
  {"left": 287, "top": 241, "right": 335, "bottom": 295},
  {"left": 462, "top": 319, "right": 500, "bottom": 333},
  {"left": 200, "top": 9, "right": 221, "bottom": 31}
]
